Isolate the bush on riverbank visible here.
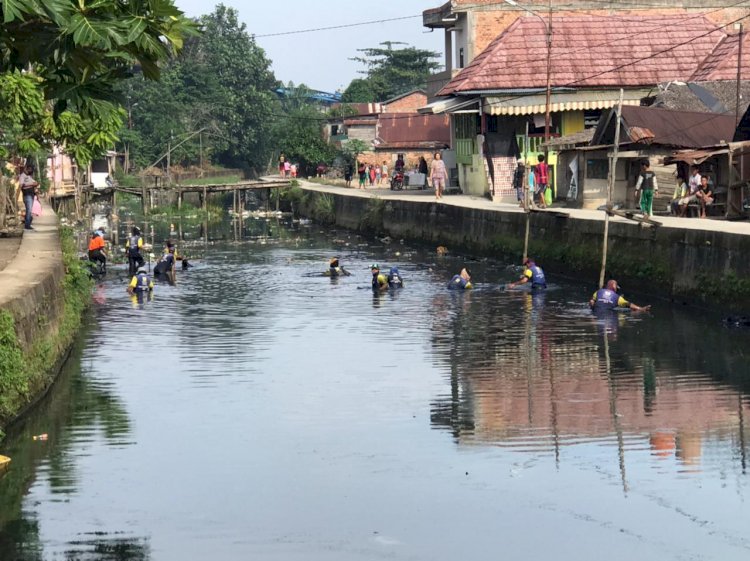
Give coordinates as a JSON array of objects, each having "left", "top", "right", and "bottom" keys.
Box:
[{"left": 0, "top": 227, "right": 92, "bottom": 441}]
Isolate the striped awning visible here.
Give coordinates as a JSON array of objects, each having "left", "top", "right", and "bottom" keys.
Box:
[{"left": 485, "top": 89, "right": 653, "bottom": 116}]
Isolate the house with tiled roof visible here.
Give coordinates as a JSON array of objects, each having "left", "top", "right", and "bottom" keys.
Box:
[
  {"left": 425, "top": 13, "right": 731, "bottom": 200},
  {"left": 422, "top": 0, "right": 748, "bottom": 99}
]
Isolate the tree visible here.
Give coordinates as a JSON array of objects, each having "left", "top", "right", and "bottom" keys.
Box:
[
  {"left": 345, "top": 42, "right": 441, "bottom": 102},
  {"left": 0, "top": 0, "right": 196, "bottom": 118},
  {"left": 341, "top": 79, "right": 378, "bottom": 103},
  {"left": 120, "top": 4, "right": 279, "bottom": 174},
  {"left": 0, "top": 0, "right": 195, "bottom": 228},
  {"left": 273, "top": 86, "right": 335, "bottom": 176}
]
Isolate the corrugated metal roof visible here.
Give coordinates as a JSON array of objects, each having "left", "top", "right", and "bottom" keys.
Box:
[
  {"left": 377, "top": 113, "right": 450, "bottom": 147},
  {"left": 440, "top": 15, "right": 726, "bottom": 95},
  {"left": 594, "top": 105, "right": 736, "bottom": 148}
]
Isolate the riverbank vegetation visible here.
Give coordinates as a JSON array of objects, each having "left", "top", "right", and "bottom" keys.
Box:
[
  {"left": 0, "top": 0, "right": 195, "bottom": 231},
  {"left": 0, "top": 228, "right": 92, "bottom": 442}
]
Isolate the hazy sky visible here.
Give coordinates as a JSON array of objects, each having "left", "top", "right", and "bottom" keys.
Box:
[{"left": 175, "top": 0, "right": 445, "bottom": 93}]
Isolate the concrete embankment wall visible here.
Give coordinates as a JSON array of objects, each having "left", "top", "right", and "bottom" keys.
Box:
[
  {"left": 0, "top": 207, "right": 65, "bottom": 351},
  {"left": 0, "top": 204, "right": 84, "bottom": 437},
  {"left": 299, "top": 189, "right": 750, "bottom": 311}
]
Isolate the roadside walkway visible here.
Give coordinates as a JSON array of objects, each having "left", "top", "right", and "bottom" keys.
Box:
[
  {"left": 0, "top": 202, "right": 62, "bottom": 312},
  {"left": 297, "top": 179, "right": 750, "bottom": 236}
]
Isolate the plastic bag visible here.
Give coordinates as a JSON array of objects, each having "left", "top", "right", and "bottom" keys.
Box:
[{"left": 32, "top": 196, "right": 42, "bottom": 217}]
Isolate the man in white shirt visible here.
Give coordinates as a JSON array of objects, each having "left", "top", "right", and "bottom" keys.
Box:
[{"left": 679, "top": 165, "right": 703, "bottom": 217}]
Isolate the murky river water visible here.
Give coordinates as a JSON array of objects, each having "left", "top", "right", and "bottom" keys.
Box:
[{"left": 1, "top": 214, "right": 749, "bottom": 560}]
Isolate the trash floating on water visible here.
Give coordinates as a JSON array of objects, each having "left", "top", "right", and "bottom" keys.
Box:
[{"left": 32, "top": 434, "right": 48, "bottom": 441}]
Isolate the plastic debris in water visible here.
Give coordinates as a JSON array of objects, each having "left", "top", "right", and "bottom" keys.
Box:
[{"left": 32, "top": 434, "right": 48, "bottom": 441}]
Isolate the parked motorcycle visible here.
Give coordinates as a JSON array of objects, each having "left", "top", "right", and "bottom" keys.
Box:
[{"left": 390, "top": 170, "right": 404, "bottom": 190}]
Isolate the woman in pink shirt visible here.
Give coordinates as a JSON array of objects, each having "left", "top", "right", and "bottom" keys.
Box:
[{"left": 430, "top": 152, "right": 447, "bottom": 200}]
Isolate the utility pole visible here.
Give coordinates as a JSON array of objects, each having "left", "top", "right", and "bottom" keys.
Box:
[
  {"left": 599, "top": 89, "right": 624, "bottom": 289},
  {"left": 736, "top": 23, "right": 744, "bottom": 125}
]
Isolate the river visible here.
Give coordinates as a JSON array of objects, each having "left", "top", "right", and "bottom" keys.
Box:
[{"left": 0, "top": 214, "right": 748, "bottom": 560}]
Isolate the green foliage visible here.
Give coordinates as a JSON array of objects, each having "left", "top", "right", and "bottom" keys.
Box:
[
  {"left": 273, "top": 101, "right": 335, "bottom": 176},
  {"left": 360, "top": 197, "right": 385, "bottom": 231},
  {"left": 338, "top": 139, "right": 370, "bottom": 167},
  {"left": 312, "top": 194, "right": 335, "bottom": 224},
  {"left": 0, "top": 227, "right": 93, "bottom": 433},
  {"left": 341, "top": 78, "right": 378, "bottom": 103},
  {"left": 0, "top": 0, "right": 197, "bottom": 116},
  {"left": 0, "top": 0, "right": 196, "bottom": 169},
  {"left": 0, "top": 310, "right": 27, "bottom": 421},
  {"left": 120, "top": 5, "right": 278, "bottom": 172},
  {"left": 344, "top": 42, "right": 441, "bottom": 102}
]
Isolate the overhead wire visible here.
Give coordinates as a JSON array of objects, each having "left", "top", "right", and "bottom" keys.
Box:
[{"left": 253, "top": 15, "right": 423, "bottom": 38}]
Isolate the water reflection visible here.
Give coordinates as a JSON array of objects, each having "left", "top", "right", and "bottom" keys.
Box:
[
  {"left": 1, "top": 214, "right": 749, "bottom": 560},
  {"left": 430, "top": 285, "right": 750, "bottom": 480},
  {"left": 0, "top": 322, "right": 138, "bottom": 559}
]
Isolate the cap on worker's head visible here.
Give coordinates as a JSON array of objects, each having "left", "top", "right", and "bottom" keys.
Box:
[
  {"left": 137, "top": 267, "right": 147, "bottom": 274},
  {"left": 606, "top": 279, "right": 619, "bottom": 291},
  {"left": 517, "top": 158, "right": 525, "bottom": 165},
  {"left": 370, "top": 263, "right": 379, "bottom": 270}
]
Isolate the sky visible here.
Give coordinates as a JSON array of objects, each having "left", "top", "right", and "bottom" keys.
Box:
[{"left": 175, "top": 0, "right": 445, "bottom": 93}]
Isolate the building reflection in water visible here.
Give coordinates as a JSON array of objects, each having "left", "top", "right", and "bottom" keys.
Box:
[{"left": 430, "top": 285, "right": 750, "bottom": 485}]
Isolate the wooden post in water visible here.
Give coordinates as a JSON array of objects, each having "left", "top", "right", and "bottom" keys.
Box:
[
  {"left": 522, "top": 155, "right": 531, "bottom": 262},
  {"left": 202, "top": 186, "right": 207, "bottom": 212},
  {"left": 599, "top": 89, "right": 624, "bottom": 288},
  {"left": 177, "top": 188, "right": 182, "bottom": 211}
]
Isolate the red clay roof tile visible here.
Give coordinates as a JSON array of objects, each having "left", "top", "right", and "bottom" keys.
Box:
[{"left": 440, "top": 15, "right": 726, "bottom": 95}]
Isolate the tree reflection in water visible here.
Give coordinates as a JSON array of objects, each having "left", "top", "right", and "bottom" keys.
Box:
[{"left": 0, "top": 322, "right": 143, "bottom": 561}]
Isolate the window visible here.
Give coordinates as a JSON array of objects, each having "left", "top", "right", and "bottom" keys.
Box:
[
  {"left": 459, "top": 47, "right": 464, "bottom": 68},
  {"left": 455, "top": 113, "right": 479, "bottom": 139}
]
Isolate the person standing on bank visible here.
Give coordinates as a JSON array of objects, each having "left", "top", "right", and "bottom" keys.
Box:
[
  {"left": 430, "top": 152, "right": 447, "bottom": 200},
  {"left": 635, "top": 160, "right": 658, "bottom": 217},
  {"left": 535, "top": 155, "right": 548, "bottom": 209},
  {"left": 19, "top": 164, "right": 39, "bottom": 230},
  {"left": 513, "top": 158, "right": 525, "bottom": 207}
]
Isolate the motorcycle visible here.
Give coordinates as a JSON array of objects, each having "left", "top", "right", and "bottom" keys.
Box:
[{"left": 390, "top": 170, "right": 404, "bottom": 190}]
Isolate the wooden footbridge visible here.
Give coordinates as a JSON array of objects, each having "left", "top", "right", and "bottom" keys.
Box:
[{"left": 50, "top": 178, "right": 292, "bottom": 215}]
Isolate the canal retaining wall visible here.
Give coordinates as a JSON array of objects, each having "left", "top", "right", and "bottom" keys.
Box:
[
  {"left": 298, "top": 187, "right": 750, "bottom": 311},
  {"left": 0, "top": 204, "right": 90, "bottom": 439}
]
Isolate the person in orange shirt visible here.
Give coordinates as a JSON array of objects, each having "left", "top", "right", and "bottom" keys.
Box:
[{"left": 88, "top": 231, "right": 107, "bottom": 274}]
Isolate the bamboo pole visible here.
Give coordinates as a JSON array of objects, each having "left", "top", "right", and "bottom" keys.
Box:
[{"left": 599, "top": 89, "right": 624, "bottom": 288}]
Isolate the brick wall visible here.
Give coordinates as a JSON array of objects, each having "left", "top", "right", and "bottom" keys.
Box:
[{"left": 384, "top": 92, "right": 428, "bottom": 113}]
